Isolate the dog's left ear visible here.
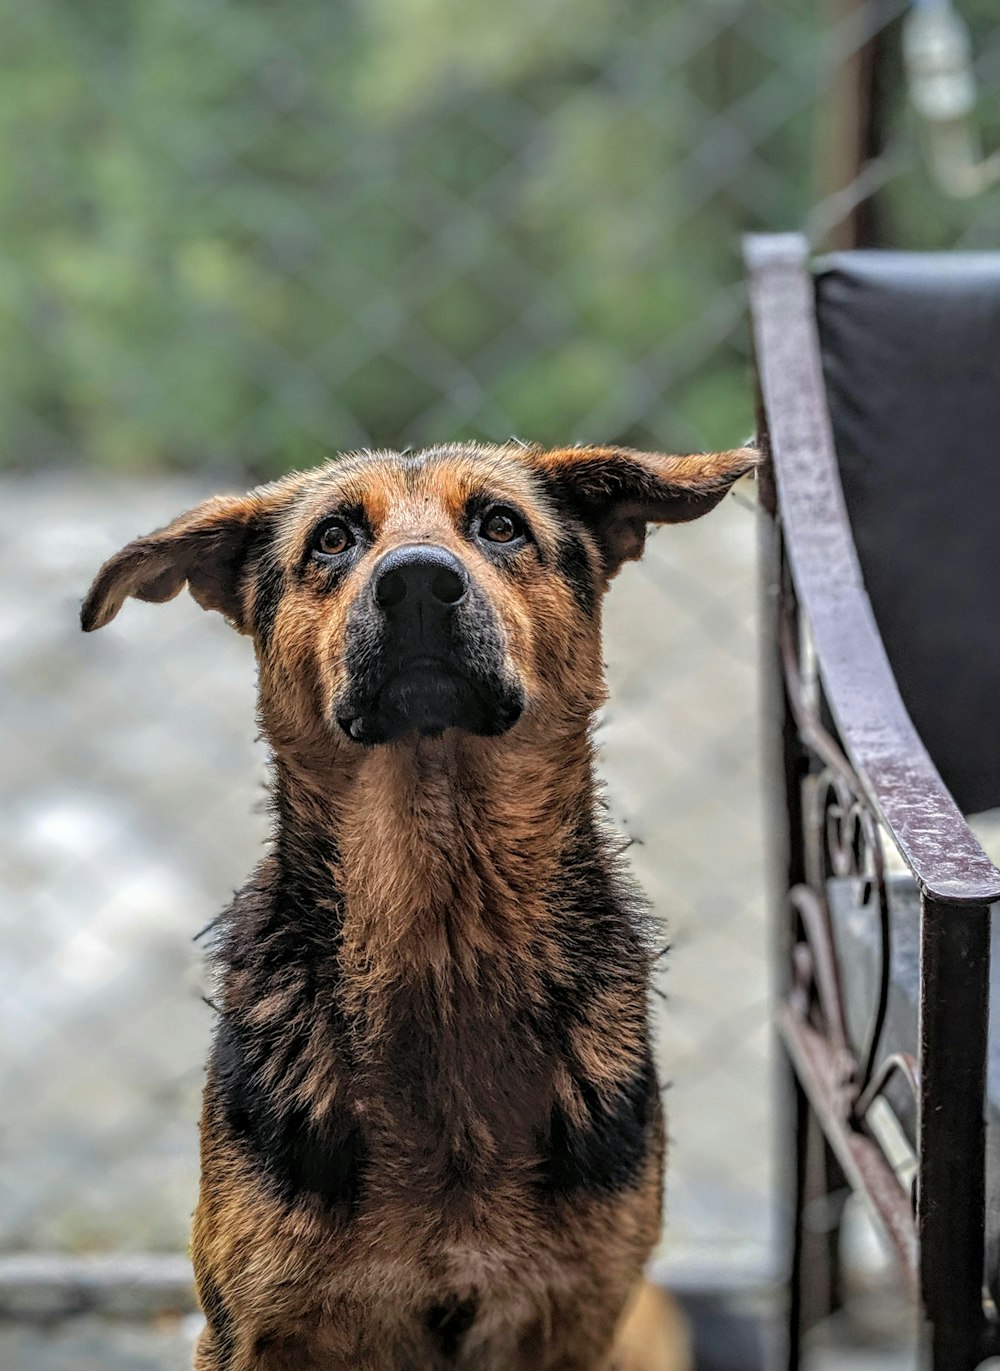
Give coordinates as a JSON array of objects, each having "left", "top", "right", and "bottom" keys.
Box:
[
  {"left": 81, "top": 490, "right": 273, "bottom": 633},
  {"left": 534, "top": 444, "right": 757, "bottom": 577}
]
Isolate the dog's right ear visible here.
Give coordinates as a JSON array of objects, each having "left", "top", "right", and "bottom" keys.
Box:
[{"left": 81, "top": 489, "right": 278, "bottom": 634}]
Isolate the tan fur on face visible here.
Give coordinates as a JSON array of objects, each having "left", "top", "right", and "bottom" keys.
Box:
[{"left": 252, "top": 445, "right": 604, "bottom": 761}]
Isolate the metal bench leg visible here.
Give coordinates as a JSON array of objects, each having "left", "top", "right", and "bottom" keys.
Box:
[
  {"left": 918, "top": 896, "right": 990, "bottom": 1371},
  {"left": 784, "top": 1065, "right": 848, "bottom": 1370},
  {"left": 785, "top": 1066, "right": 807, "bottom": 1371}
]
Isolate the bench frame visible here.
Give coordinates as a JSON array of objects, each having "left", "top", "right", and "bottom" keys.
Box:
[{"left": 746, "top": 233, "right": 1000, "bottom": 1369}]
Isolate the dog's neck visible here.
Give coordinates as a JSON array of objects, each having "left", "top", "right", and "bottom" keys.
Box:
[
  {"left": 214, "top": 724, "right": 653, "bottom": 1204},
  {"left": 269, "top": 725, "right": 598, "bottom": 974}
]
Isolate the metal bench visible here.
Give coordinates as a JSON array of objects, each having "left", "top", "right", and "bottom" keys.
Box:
[{"left": 747, "top": 233, "right": 1000, "bottom": 1369}]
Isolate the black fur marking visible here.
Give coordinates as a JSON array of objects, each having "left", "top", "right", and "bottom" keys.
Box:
[
  {"left": 461, "top": 492, "right": 538, "bottom": 563},
  {"left": 537, "top": 453, "right": 673, "bottom": 518},
  {"left": 425, "top": 1296, "right": 478, "bottom": 1358},
  {"left": 209, "top": 791, "right": 367, "bottom": 1212},
  {"left": 298, "top": 503, "right": 373, "bottom": 576},
  {"left": 199, "top": 1272, "right": 236, "bottom": 1370},
  {"left": 534, "top": 466, "right": 592, "bottom": 523},
  {"left": 531, "top": 804, "right": 655, "bottom": 1200},
  {"left": 338, "top": 574, "right": 524, "bottom": 745},
  {"left": 252, "top": 544, "right": 285, "bottom": 649},
  {"left": 212, "top": 1017, "right": 368, "bottom": 1213},
  {"left": 555, "top": 531, "right": 596, "bottom": 617},
  {"left": 538, "top": 1050, "right": 656, "bottom": 1198}
]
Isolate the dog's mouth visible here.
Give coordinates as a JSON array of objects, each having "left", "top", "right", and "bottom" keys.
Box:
[{"left": 337, "top": 655, "right": 523, "bottom": 745}]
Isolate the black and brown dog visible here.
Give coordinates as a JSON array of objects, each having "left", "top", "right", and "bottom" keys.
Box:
[{"left": 82, "top": 441, "right": 754, "bottom": 1371}]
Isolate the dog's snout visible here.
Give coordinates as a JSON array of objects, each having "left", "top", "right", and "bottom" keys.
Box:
[{"left": 373, "top": 545, "right": 468, "bottom": 614}]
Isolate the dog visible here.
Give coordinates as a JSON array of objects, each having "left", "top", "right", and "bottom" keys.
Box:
[{"left": 82, "top": 441, "right": 754, "bottom": 1370}]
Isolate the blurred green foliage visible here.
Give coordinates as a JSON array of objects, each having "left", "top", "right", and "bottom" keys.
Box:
[{"left": 2, "top": 1, "right": 997, "bottom": 476}]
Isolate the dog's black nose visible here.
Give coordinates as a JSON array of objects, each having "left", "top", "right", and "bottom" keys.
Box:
[{"left": 372, "top": 545, "right": 468, "bottom": 615}]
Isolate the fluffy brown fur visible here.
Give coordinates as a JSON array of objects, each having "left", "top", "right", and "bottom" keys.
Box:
[{"left": 82, "top": 442, "right": 755, "bottom": 1370}]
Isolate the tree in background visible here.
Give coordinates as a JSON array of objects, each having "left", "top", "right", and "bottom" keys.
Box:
[{"left": 7, "top": 1, "right": 995, "bottom": 477}]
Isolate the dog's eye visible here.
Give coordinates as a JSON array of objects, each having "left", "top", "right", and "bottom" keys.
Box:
[
  {"left": 314, "top": 521, "right": 354, "bottom": 557},
  {"left": 481, "top": 508, "right": 524, "bottom": 545}
]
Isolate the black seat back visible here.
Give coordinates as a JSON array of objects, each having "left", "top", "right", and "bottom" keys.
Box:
[{"left": 815, "top": 252, "right": 1000, "bottom": 815}]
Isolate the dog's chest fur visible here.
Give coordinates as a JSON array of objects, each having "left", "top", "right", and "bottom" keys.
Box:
[{"left": 199, "top": 746, "right": 658, "bottom": 1353}]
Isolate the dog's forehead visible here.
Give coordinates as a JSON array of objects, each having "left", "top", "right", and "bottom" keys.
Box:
[{"left": 289, "top": 443, "right": 544, "bottom": 530}]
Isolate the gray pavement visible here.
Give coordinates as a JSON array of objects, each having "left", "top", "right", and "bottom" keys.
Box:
[
  {"left": 0, "top": 1311, "right": 918, "bottom": 1371},
  {"left": 0, "top": 1316, "right": 199, "bottom": 1371}
]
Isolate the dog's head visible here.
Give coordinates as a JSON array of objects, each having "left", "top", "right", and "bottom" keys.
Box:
[{"left": 82, "top": 443, "right": 754, "bottom": 750}]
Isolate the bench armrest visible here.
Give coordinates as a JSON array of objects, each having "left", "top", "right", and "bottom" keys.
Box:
[{"left": 745, "top": 232, "right": 1000, "bottom": 906}]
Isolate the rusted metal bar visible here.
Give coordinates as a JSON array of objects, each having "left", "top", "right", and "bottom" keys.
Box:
[{"left": 778, "top": 1005, "right": 919, "bottom": 1291}]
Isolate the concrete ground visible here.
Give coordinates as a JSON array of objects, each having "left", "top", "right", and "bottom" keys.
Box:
[
  {"left": 0, "top": 1316, "right": 198, "bottom": 1371},
  {"left": 0, "top": 1307, "right": 917, "bottom": 1371}
]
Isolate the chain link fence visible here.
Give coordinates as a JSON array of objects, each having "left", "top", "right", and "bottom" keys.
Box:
[{"left": 3, "top": 0, "right": 1000, "bottom": 1312}]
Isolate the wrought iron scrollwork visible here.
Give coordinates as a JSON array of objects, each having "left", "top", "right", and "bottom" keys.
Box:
[{"left": 779, "top": 588, "right": 894, "bottom": 1119}]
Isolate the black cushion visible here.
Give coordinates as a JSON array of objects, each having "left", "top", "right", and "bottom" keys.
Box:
[{"left": 816, "top": 253, "right": 1000, "bottom": 816}]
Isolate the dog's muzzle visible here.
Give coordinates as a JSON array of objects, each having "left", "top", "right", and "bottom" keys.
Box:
[{"left": 336, "top": 544, "right": 524, "bottom": 745}]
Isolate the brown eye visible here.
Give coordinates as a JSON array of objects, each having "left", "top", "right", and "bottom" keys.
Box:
[
  {"left": 314, "top": 521, "right": 354, "bottom": 556},
  {"left": 482, "top": 508, "right": 523, "bottom": 544}
]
